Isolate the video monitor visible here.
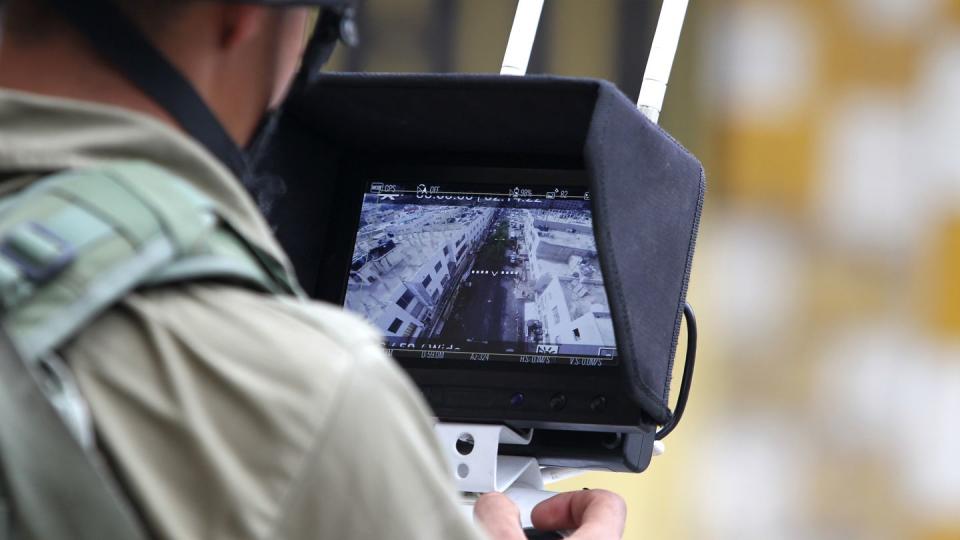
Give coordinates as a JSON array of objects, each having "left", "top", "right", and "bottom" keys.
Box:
[
  {"left": 343, "top": 181, "right": 618, "bottom": 368},
  {"left": 253, "top": 73, "right": 704, "bottom": 472}
]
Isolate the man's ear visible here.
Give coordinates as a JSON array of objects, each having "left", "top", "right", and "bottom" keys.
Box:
[{"left": 219, "top": 4, "right": 269, "bottom": 50}]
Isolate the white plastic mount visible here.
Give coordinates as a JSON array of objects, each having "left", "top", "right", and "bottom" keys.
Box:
[
  {"left": 435, "top": 423, "right": 665, "bottom": 528},
  {"left": 435, "top": 423, "right": 542, "bottom": 493},
  {"left": 435, "top": 423, "right": 556, "bottom": 529}
]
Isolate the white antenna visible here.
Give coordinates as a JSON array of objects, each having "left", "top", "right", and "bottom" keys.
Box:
[
  {"left": 501, "top": 0, "right": 545, "bottom": 76},
  {"left": 637, "top": 0, "right": 690, "bottom": 124}
]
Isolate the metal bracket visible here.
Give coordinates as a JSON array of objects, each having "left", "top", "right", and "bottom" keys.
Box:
[
  {"left": 435, "top": 423, "right": 558, "bottom": 529},
  {"left": 435, "top": 423, "right": 667, "bottom": 529},
  {"left": 434, "top": 423, "right": 541, "bottom": 493}
]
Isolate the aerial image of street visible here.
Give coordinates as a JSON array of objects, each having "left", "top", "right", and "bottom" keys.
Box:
[
  {"left": 435, "top": 212, "right": 524, "bottom": 350},
  {"left": 344, "top": 194, "right": 617, "bottom": 357}
]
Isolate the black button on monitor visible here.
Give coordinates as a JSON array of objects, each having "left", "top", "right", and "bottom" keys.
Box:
[
  {"left": 549, "top": 393, "right": 567, "bottom": 411},
  {"left": 590, "top": 395, "right": 607, "bottom": 413}
]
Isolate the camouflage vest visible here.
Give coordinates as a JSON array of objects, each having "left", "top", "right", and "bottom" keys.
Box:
[{"left": 0, "top": 162, "right": 302, "bottom": 540}]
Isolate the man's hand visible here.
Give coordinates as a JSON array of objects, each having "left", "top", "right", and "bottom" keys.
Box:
[
  {"left": 474, "top": 489, "right": 627, "bottom": 540},
  {"left": 475, "top": 492, "right": 526, "bottom": 540},
  {"left": 531, "top": 489, "right": 627, "bottom": 540}
]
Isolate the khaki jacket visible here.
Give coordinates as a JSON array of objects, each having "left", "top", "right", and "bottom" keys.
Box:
[{"left": 0, "top": 88, "right": 485, "bottom": 540}]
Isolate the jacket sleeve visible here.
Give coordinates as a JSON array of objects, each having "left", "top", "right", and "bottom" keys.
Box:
[{"left": 267, "top": 339, "right": 488, "bottom": 540}]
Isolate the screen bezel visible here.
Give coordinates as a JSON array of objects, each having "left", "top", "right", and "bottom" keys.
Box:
[
  {"left": 309, "top": 157, "right": 652, "bottom": 435},
  {"left": 343, "top": 178, "right": 619, "bottom": 368}
]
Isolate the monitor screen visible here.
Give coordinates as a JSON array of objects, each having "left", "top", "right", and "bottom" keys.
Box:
[{"left": 343, "top": 180, "right": 618, "bottom": 367}]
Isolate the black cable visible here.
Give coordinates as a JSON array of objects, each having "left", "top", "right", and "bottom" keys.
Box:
[
  {"left": 655, "top": 302, "right": 697, "bottom": 440},
  {"left": 523, "top": 529, "right": 565, "bottom": 539}
]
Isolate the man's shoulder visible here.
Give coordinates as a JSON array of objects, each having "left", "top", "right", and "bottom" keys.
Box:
[
  {"left": 158, "top": 281, "right": 383, "bottom": 362},
  {"left": 269, "top": 292, "right": 386, "bottom": 351},
  {"left": 70, "top": 282, "right": 394, "bottom": 418},
  {"left": 64, "top": 282, "right": 444, "bottom": 540}
]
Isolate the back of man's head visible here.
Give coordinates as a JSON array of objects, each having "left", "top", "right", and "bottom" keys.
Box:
[
  {"left": 3, "top": 0, "right": 186, "bottom": 45},
  {"left": 0, "top": 0, "right": 312, "bottom": 149},
  {"left": 0, "top": 0, "right": 7, "bottom": 41}
]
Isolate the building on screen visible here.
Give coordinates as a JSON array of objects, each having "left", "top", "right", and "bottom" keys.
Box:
[{"left": 345, "top": 201, "right": 495, "bottom": 339}]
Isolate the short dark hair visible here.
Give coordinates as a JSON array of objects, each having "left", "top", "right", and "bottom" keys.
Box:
[{"left": 4, "top": 0, "right": 189, "bottom": 45}]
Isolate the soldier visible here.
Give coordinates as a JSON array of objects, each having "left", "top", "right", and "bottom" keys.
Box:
[{"left": 0, "top": 1, "right": 626, "bottom": 539}]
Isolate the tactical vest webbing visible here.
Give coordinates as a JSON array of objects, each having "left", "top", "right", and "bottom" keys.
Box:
[{"left": 0, "top": 161, "right": 304, "bottom": 540}]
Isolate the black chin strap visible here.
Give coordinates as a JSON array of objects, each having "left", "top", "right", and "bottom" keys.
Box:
[
  {"left": 46, "top": 0, "right": 351, "bottom": 181},
  {"left": 246, "top": 7, "right": 350, "bottom": 168},
  {"left": 293, "top": 7, "right": 353, "bottom": 91},
  {"left": 47, "top": 0, "right": 250, "bottom": 178}
]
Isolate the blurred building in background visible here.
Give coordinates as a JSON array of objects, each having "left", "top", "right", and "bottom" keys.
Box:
[{"left": 328, "top": 1, "right": 960, "bottom": 538}]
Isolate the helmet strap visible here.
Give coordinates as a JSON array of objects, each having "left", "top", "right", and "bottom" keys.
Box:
[
  {"left": 245, "top": 6, "right": 352, "bottom": 197},
  {"left": 44, "top": 0, "right": 353, "bottom": 183}
]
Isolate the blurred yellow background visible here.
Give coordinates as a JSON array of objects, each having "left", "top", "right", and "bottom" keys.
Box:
[{"left": 329, "top": 1, "right": 960, "bottom": 537}]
